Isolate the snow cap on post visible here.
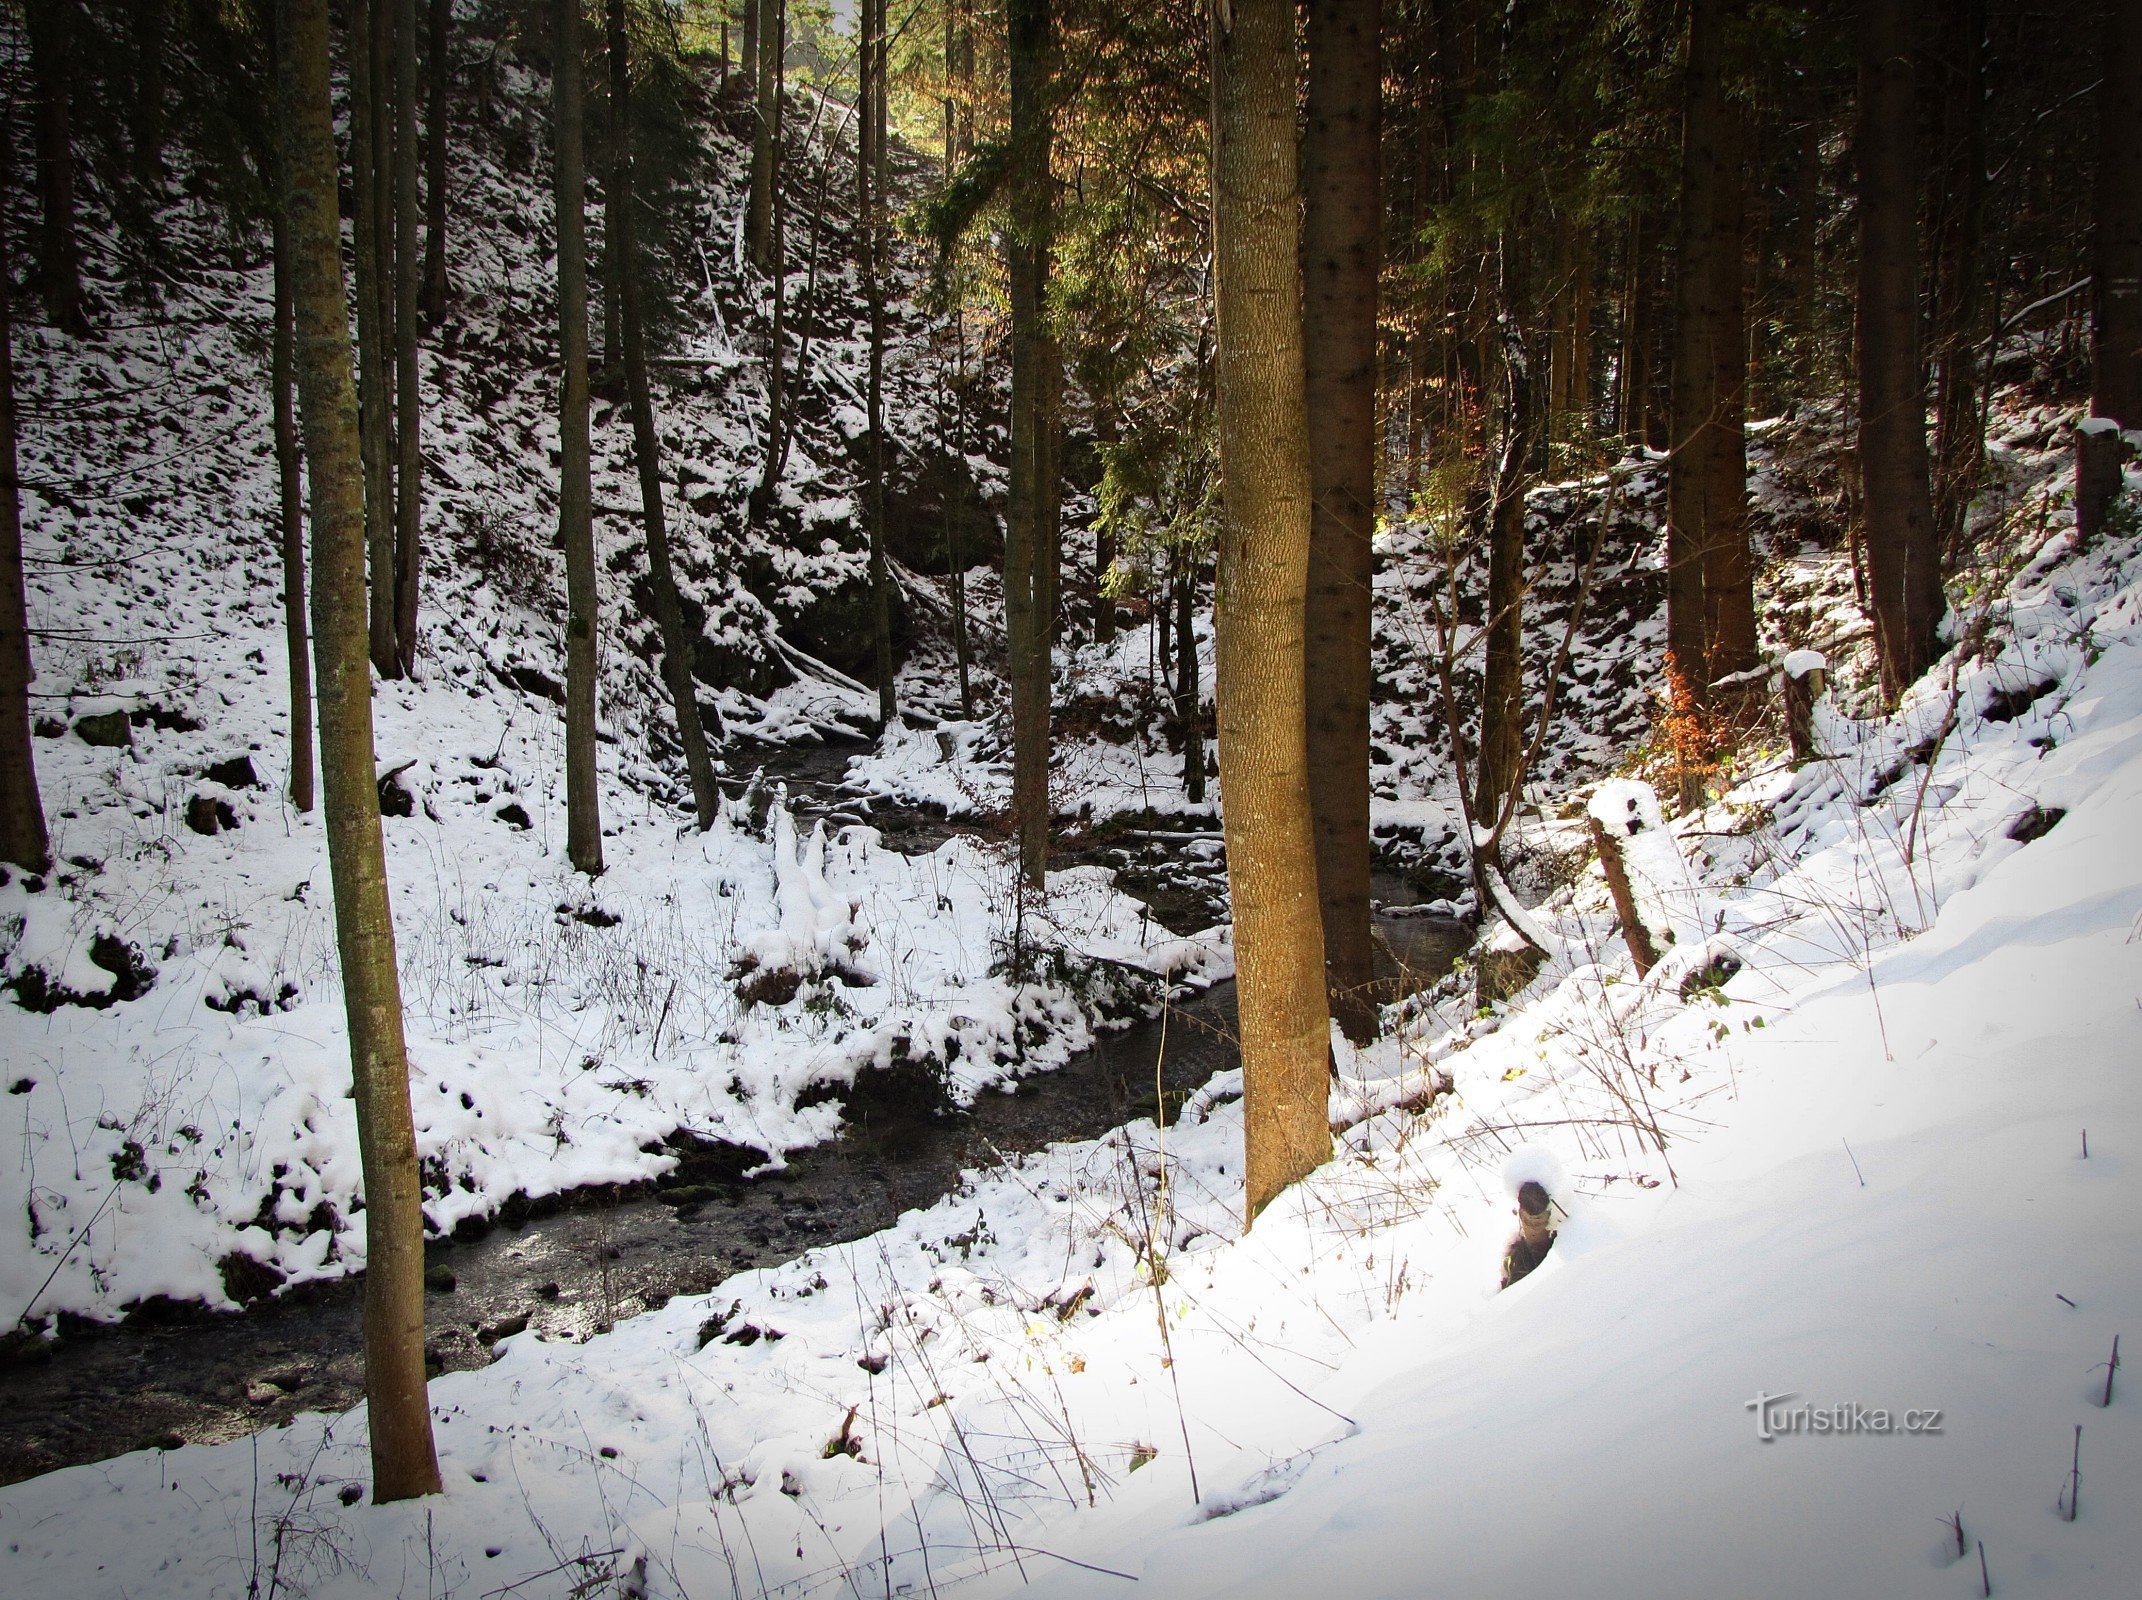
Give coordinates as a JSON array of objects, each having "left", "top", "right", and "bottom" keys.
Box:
[
  {"left": 1782, "top": 648, "right": 1828, "bottom": 681},
  {"left": 1586, "top": 778, "right": 1663, "bottom": 840}
]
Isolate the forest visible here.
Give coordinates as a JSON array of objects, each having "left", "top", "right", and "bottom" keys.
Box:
[{"left": 0, "top": 0, "right": 2138, "bottom": 1595}]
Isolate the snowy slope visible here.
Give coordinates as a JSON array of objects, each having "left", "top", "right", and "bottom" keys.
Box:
[
  {"left": 0, "top": 48, "right": 1199, "bottom": 1327},
  {"left": 0, "top": 475, "right": 2133, "bottom": 1594}
]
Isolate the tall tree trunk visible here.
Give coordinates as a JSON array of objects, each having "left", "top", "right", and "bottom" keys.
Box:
[
  {"left": 271, "top": 0, "right": 440, "bottom": 1503},
  {"left": 1005, "top": 0, "right": 1054, "bottom": 886},
  {"left": 738, "top": 0, "right": 759, "bottom": 100},
  {"left": 1300, "top": 0, "right": 1379, "bottom": 1044},
  {"left": 1667, "top": 0, "right": 1724, "bottom": 792},
  {"left": 420, "top": 0, "right": 450, "bottom": 324},
  {"left": 1474, "top": 262, "right": 1536, "bottom": 832},
  {"left": 554, "top": 0, "right": 602, "bottom": 876},
  {"left": 23, "top": 0, "right": 85, "bottom": 336},
  {"left": 607, "top": 0, "right": 722, "bottom": 829},
  {"left": 272, "top": 206, "right": 315, "bottom": 815},
  {"left": 754, "top": 0, "right": 788, "bottom": 517},
  {"left": 866, "top": 0, "right": 895, "bottom": 727},
  {"left": 746, "top": 0, "right": 779, "bottom": 269},
  {"left": 1702, "top": 99, "right": 1757, "bottom": 697},
  {"left": 128, "top": 0, "right": 168, "bottom": 194},
  {"left": 348, "top": 0, "right": 399, "bottom": 675},
  {"left": 0, "top": 132, "right": 51, "bottom": 874},
  {"left": 1931, "top": 0, "right": 1987, "bottom": 562},
  {"left": 1211, "top": 0, "right": 1333, "bottom": 1226},
  {"left": 1568, "top": 225, "right": 1593, "bottom": 440},
  {"left": 1858, "top": 0, "right": 1942, "bottom": 699},
  {"left": 2093, "top": 0, "right": 2142, "bottom": 426},
  {"left": 392, "top": 0, "right": 423, "bottom": 674},
  {"left": 1093, "top": 408, "right": 1118, "bottom": 643}
]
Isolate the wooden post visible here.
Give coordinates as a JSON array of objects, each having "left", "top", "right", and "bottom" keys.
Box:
[
  {"left": 1590, "top": 815, "right": 1660, "bottom": 977},
  {"left": 2075, "top": 417, "right": 2127, "bottom": 550}
]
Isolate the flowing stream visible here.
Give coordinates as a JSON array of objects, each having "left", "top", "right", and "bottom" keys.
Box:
[{"left": 0, "top": 751, "right": 1469, "bottom": 1485}]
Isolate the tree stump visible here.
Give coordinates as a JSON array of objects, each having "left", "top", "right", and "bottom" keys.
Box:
[
  {"left": 1781, "top": 649, "right": 1829, "bottom": 765},
  {"left": 2075, "top": 418, "right": 2127, "bottom": 550},
  {"left": 1500, "top": 1179, "right": 1559, "bottom": 1288}
]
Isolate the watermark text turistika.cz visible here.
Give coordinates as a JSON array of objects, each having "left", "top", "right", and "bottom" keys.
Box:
[{"left": 1745, "top": 1391, "right": 1944, "bottom": 1442}]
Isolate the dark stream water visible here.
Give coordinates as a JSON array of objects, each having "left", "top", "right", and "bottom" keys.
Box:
[{"left": 0, "top": 747, "right": 1469, "bottom": 1486}]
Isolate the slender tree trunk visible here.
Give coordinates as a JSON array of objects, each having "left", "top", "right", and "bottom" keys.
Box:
[
  {"left": 128, "top": 0, "right": 168, "bottom": 194},
  {"left": 746, "top": 0, "right": 779, "bottom": 269},
  {"left": 420, "top": 0, "right": 450, "bottom": 324},
  {"left": 1300, "top": 0, "right": 1379, "bottom": 1044},
  {"left": 1212, "top": 0, "right": 1333, "bottom": 1225},
  {"left": 1857, "top": 0, "right": 1942, "bottom": 699},
  {"left": 554, "top": 0, "right": 602, "bottom": 876},
  {"left": 607, "top": 0, "right": 721, "bottom": 829},
  {"left": 738, "top": 0, "right": 759, "bottom": 100},
  {"left": 272, "top": 208, "right": 315, "bottom": 815},
  {"left": 1474, "top": 267, "right": 1536, "bottom": 832},
  {"left": 392, "top": 0, "right": 423, "bottom": 673},
  {"left": 1569, "top": 225, "right": 1593, "bottom": 440},
  {"left": 272, "top": 0, "right": 440, "bottom": 1503},
  {"left": 23, "top": 0, "right": 85, "bottom": 336},
  {"left": 1667, "top": 0, "right": 1723, "bottom": 779},
  {"left": 348, "top": 0, "right": 399, "bottom": 675},
  {"left": 1702, "top": 99, "right": 1757, "bottom": 697},
  {"left": 1005, "top": 0, "right": 1054, "bottom": 886},
  {"left": 1174, "top": 555, "right": 1205, "bottom": 803},
  {"left": 950, "top": 316, "right": 974, "bottom": 717},
  {"left": 866, "top": 0, "right": 895, "bottom": 726},
  {"left": 0, "top": 133, "right": 51, "bottom": 875},
  {"left": 2094, "top": 0, "right": 2142, "bottom": 426},
  {"left": 754, "top": 0, "right": 788, "bottom": 517},
  {"left": 1932, "top": 0, "right": 1987, "bottom": 562}
]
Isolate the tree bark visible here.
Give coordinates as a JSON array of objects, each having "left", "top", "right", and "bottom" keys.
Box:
[
  {"left": 23, "top": 0, "right": 86, "bottom": 336},
  {"left": 1174, "top": 555, "right": 1204, "bottom": 804},
  {"left": 746, "top": 0, "right": 779, "bottom": 270},
  {"left": 1857, "top": 0, "right": 1942, "bottom": 700},
  {"left": 272, "top": 0, "right": 440, "bottom": 1502},
  {"left": 128, "top": 0, "right": 169, "bottom": 194},
  {"left": 1301, "top": 0, "right": 1380, "bottom": 1044},
  {"left": 1212, "top": 0, "right": 1333, "bottom": 1226},
  {"left": 0, "top": 131, "right": 51, "bottom": 875},
  {"left": 738, "top": 0, "right": 759, "bottom": 100},
  {"left": 1473, "top": 279, "right": 1536, "bottom": 834},
  {"left": 1588, "top": 816, "right": 1658, "bottom": 976},
  {"left": 420, "top": 0, "right": 450, "bottom": 325},
  {"left": 866, "top": 0, "right": 895, "bottom": 727},
  {"left": 272, "top": 205, "right": 315, "bottom": 815},
  {"left": 348, "top": 0, "right": 399, "bottom": 675},
  {"left": 1702, "top": 99, "right": 1757, "bottom": 698},
  {"left": 754, "top": 0, "right": 788, "bottom": 519},
  {"left": 607, "top": 0, "right": 722, "bottom": 829},
  {"left": 554, "top": 0, "right": 602, "bottom": 875},
  {"left": 1005, "top": 0, "right": 1054, "bottom": 886},
  {"left": 2094, "top": 0, "right": 2142, "bottom": 427},
  {"left": 1931, "top": 0, "right": 1987, "bottom": 566},
  {"left": 392, "top": 0, "right": 424, "bottom": 674},
  {"left": 1667, "top": 0, "right": 1723, "bottom": 770}
]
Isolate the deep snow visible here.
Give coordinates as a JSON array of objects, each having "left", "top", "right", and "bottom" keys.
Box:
[{"left": 3, "top": 457, "right": 2136, "bottom": 1596}]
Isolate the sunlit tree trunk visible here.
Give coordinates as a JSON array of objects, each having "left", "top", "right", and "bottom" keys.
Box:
[
  {"left": 554, "top": 0, "right": 602, "bottom": 875},
  {"left": 746, "top": 0, "right": 779, "bottom": 269},
  {"left": 273, "top": 0, "right": 440, "bottom": 1502},
  {"left": 1212, "top": 0, "right": 1333, "bottom": 1225}
]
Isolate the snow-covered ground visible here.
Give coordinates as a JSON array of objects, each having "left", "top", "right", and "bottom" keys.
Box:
[{"left": 4, "top": 464, "right": 2135, "bottom": 1595}]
